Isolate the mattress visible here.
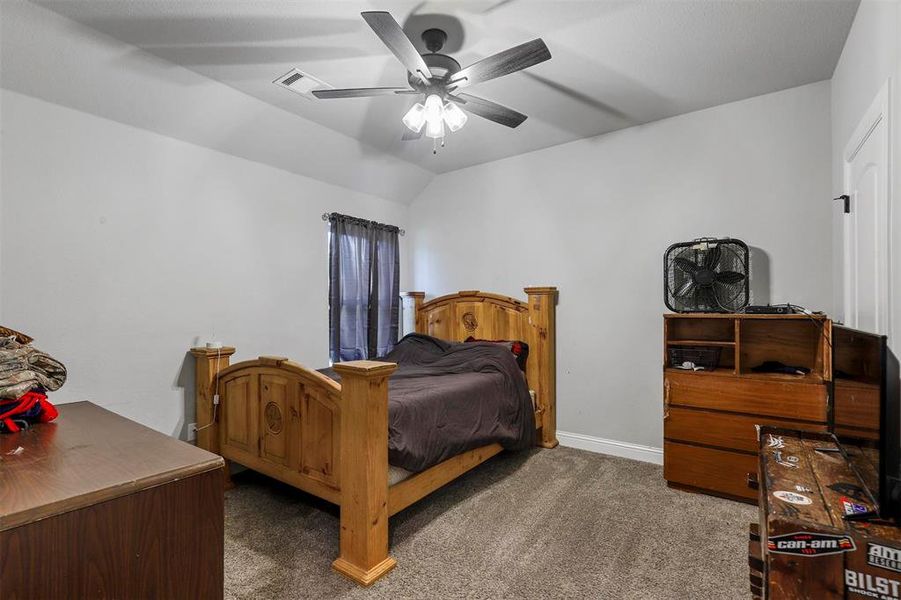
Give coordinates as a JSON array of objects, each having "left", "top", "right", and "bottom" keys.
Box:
[
  {"left": 323, "top": 334, "right": 535, "bottom": 473},
  {"left": 389, "top": 465, "right": 413, "bottom": 485}
]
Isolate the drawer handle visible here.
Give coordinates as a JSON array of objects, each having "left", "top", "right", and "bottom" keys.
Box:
[{"left": 747, "top": 472, "right": 759, "bottom": 490}]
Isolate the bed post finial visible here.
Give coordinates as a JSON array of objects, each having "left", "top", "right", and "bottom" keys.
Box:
[
  {"left": 401, "top": 291, "right": 425, "bottom": 334},
  {"left": 189, "top": 346, "right": 236, "bottom": 457},
  {"left": 332, "top": 360, "right": 398, "bottom": 586},
  {"left": 525, "top": 287, "right": 558, "bottom": 449}
]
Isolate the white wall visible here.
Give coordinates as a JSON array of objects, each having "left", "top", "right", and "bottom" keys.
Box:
[
  {"left": 408, "top": 82, "right": 833, "bottom": 450},
  {"left": 0, "top": 89, "right": 409, "bottom": 438},
  {"left": 830, "top": 0, "right": 901, "bottom": 348}
]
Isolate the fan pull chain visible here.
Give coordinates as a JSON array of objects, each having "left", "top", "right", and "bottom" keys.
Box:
[{"left": 432, "top": 136, "right": 447, "bottom": 155}]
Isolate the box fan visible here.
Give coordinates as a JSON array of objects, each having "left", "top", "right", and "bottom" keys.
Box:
[{"left": 664, "top": 238, "right": 749, "bottom": 313}]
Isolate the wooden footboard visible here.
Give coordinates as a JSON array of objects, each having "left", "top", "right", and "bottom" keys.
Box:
[
  {"left": 189, "top": 350, "right": 398, "bottom": 584},
  {"left": 189, "top": 354, "right": 346, "bottom": 503},
  {"left": 189, "top": 285, "right": 557, "bottom": 586}
]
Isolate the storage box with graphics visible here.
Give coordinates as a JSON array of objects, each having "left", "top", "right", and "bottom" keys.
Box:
[{"left": 755, "top": 427, "right": 901, "bottom": 600}]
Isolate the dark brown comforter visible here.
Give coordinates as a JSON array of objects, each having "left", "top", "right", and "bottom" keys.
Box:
[{"left": 321, "top": 334, "right": 535, "bottom": 472}]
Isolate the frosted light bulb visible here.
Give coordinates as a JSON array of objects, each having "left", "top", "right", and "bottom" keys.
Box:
[
  {"left": 402, "top": 102, "right": 426, "bottom": 133},
  {"left": 425, "top": 116, "right": 446, "bottom": 139},
  {"left": 443, "top": 102, "right": 468, "bottom": 132},
  {"left": 423, "top": 94, "right": 443, "bottom": 124}
]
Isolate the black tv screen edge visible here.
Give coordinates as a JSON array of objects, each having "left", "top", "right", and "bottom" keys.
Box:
[{"left": 880, "top": 337, "right": 901, "bottom": 521}]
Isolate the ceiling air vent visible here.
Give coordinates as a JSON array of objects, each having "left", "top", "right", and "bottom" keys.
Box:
[{"left": 273, "top": 68, "right": 331, "bottom": 99}]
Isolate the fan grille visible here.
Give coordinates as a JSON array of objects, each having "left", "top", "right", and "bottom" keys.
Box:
[{"left": 664, "top": 238, "right": 749, "bottom": 313}]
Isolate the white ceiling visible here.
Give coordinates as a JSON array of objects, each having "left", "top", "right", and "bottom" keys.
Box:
[{"left": 34, "top": 0, "right": 859, "bottom": 175}]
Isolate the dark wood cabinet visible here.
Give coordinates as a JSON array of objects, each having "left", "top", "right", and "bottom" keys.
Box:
[
  {"left": 0, "top": 402, "right": 226, "bottom": 600},
  {"left": 752, "top": 427, "right": 901, "bottom": 599},
  {"left": 663, "top": 313, "right": 832, "bottom": 502}
]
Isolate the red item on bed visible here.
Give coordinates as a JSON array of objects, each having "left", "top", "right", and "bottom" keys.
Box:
[{"left": 463, "top": 336, "right": 529, "bottom": 371}]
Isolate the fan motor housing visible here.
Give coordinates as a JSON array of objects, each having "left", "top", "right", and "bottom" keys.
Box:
[
  {"left": 664, "top": 237, "right": 750, "bottom": 313},
  {"left": 408, "top": 53, "right": 462, "bottom": 89}
]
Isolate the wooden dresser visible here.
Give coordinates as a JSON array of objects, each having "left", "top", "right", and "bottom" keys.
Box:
[
  {"left": 663, "top": 313, "right": 831, "bottom": 502},
  {"left": 0, "top": 402, "right": 226, "bottom": 600},
  {"left": 751, "top": 427, "right": 901, "bottom": 599}
]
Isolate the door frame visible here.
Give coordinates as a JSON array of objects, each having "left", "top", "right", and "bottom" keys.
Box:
[{"left": 842, "top": 78, "right": 893, "bottom": 338}]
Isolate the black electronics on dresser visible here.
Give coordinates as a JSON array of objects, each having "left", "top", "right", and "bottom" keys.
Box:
[{"left": 744, "top": 304, "right": 797, "bottom": 315}]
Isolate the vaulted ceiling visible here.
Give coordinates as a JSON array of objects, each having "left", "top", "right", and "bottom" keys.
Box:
[{"left": 33, "top": 0, "right": 859, "bottom": 175}]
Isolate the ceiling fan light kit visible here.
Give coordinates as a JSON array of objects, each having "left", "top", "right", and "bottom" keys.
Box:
[
  {"left": 403, "top": 93, "right": 468, "bottom": 152},
  {"left": 308, "top": 11, "right": 551, "bottom": 154}
]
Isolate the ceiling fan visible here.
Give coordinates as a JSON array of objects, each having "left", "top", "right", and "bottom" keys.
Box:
[{"left": 312, "top": 11, "right": 552, "bottom": 153}]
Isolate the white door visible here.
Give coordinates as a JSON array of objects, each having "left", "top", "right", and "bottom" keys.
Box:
[{"left": 843, "top": 80, "right": 892, "bottom": 336}]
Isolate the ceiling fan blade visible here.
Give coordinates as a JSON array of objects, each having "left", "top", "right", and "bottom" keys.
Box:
[
  {"left": 361, "top": 11, "right": 432, "bottom": 85},
  {"left": 452, "top": 93, "right": 527, "bottom": 128},
  {"left": 312, "top": 87, "right": 415, "bottom": 99},
  {"left": 448, "top": 39, "right": 551, "bottom": 91}
]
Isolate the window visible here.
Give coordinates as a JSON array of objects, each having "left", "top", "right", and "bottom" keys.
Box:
[{"left": 327, "top": 213, "right": 400, "bottom": 363}]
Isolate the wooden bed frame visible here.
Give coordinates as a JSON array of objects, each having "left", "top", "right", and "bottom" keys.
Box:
[{"left": 189, "top": 286, "right": 556, "bottom": 586}]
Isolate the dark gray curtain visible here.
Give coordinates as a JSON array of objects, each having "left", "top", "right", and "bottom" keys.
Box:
[{"left": 329, "top": 214, "right": 400, "bottom": 363}]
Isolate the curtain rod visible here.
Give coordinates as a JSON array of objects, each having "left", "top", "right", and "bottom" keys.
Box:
[{"left": 322, "top": 212, "right": 405, "bottom": 236}]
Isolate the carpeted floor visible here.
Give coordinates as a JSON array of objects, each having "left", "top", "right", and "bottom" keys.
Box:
[{"left": 224, "top": 446, "right": 755, "bottom": 599}]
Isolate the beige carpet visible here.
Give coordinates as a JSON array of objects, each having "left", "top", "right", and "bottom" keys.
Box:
[{"left": 224, "top": 447, "right": 755, "bottom": 599}]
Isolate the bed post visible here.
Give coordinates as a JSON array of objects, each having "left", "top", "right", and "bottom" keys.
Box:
[
  {"left": 332, "top": 360, "right": 398, "bottom": 586},
  {"left": 525, "top": 287, "right": 558, "bottom": 449},
  {"left": 189, "top": 346, "right": 237, "bottom": 485},
  {"left": 401, "top": 291, "right": 425, "bottom": 334}
]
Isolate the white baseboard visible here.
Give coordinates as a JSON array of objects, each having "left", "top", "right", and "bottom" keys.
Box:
[{"left": 557, "top": 430, "right": 663, "bottom": 465}]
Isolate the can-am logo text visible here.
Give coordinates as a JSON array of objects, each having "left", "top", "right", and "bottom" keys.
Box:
[{"left": 767, "top": 532, "right": 856, "bottom": 556}]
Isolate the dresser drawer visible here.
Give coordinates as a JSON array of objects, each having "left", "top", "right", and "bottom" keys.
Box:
[
  {"left": 664, "top": 407, "right": 827, "bottom": 453},
  {"left": 665, "top": 372, "right": 827, "bottom": 422},
  {"left": 664, "top": 441, "right": 758, "bottom": 501}
]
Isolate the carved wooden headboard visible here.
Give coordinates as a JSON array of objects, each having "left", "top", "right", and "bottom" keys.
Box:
[{"left": 400, "top": 287, "right": 558, "bottom": 448}]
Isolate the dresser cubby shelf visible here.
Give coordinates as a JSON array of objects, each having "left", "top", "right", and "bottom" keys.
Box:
[{"left": 664, "top": 313, "right": 830, "bottom": 380}]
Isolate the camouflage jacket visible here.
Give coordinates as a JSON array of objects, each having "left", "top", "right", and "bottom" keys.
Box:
[{"left": 0, "top": 336, "right": 67, "bottom": 400}]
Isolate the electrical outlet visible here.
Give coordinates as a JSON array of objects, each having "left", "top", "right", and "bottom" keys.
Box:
[{"left": 187, "top": 422, "right": 197, "bottom": 442}]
